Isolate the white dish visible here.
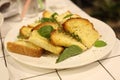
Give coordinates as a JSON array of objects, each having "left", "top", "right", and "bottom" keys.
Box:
[
  {"left": 0, "top": 60, "right": 9, "bottom": 80},
  {"left": 4, "top": 17, "right": 116, "bottom": 69},
  {"left": 0, "top": 13, "right": 9, "bottom": 80}
]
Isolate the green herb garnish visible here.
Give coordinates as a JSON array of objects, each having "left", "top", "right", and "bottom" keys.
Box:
[
  {"left": 37, "top": 25, "right": 54, "bottom": 39},
  {"left": 67, "top": 32, "right": 81, "bottom": 42},
  {"left": 40, "top": 18, "right": 54, "bottom": 23},
  {"left": 64, "top": 14, "right": 73, "bottom": 19},
  {"left": 94, "top": 40, "right": 107, "bottom": 47},
  {"left": 71, "top": 33, "right": 81, "bottom": 42},
  {"left": 51, "top": 12, "right": 58, "bottom": 18},
  {"left": 56, "top": 45, "right": 83, "bottom": 63}
]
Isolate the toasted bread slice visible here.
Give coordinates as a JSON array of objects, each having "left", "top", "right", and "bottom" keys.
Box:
[
  {"left": 42, "top": 10, "right": 53, "bottom": 18},
  {"left": 7, "top": 40, "right": 44, "bottom": 57},
  {"left": 56, "top": 11, "right": 71, "bottom": 22},
  {"left": 28, "top": 30, "right": 64, "bottom": 55},
  {"left": 56, "top": 11, "right": 80, "bottom": 24},
  {"left": 33, "top": 22, "right": 59, "bottom": 30},
  {"left": 50, "top": 30, "right": 87, "bottom": 51},
  {"left": 63, "top": 18, "right": 100, "bottom": 48},
  {"left": 19, "top": 26, "right": 33, "bottom": 39}
]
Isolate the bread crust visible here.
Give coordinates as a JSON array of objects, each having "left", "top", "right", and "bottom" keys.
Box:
[{"left": 33, "top": 22, "right": 59, "bottom": 30}]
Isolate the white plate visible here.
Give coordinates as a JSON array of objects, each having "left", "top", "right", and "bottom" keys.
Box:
[
  {"left": 0, "top": 13, "right": 9, "bottom": 80},
  {"left": 4, "top": 17, "right": 116, "bottom": 69},
  {"left": 0, "top": 60, "right": 9, "bottom": 80}
]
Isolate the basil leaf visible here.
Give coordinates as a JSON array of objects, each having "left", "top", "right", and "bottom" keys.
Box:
[
  {"left": 94, "top": 40, "right": 107, "bottom": 47},
  {"left": 64, "top": 14, "right": 73, "bottom": 19},
  {"left": 56, "top": 45, "right": 83, "bottom": 63},
  {"left": 37, "top": 25, "right": 54, "bottom": 39}
]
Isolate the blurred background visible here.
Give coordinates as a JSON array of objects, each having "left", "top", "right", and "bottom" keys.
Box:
[{"left": 71, "top": 0, "right": 120, "bottom": 39}]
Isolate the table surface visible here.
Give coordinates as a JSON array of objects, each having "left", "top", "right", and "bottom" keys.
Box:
[{"left": 0, "top": 0, "right": 120, "bottom": 80}]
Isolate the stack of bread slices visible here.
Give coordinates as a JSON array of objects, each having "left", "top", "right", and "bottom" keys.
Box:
[{"left": 7, "top": 10, "right": 100, "bottom": 57}]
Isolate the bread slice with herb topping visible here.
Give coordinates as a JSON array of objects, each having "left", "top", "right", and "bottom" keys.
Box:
[
  {"left": 63, "top": 18, "right": 100, "bottom": 48},
  {"left": 56, "top": 11, "right": 80, "bottom": 24},
  {"left": 28, "top": 30, "right": 64, "bottom": 55},
  {"left": 50, "top": 30, "right": 87, "bottom": 51}
]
